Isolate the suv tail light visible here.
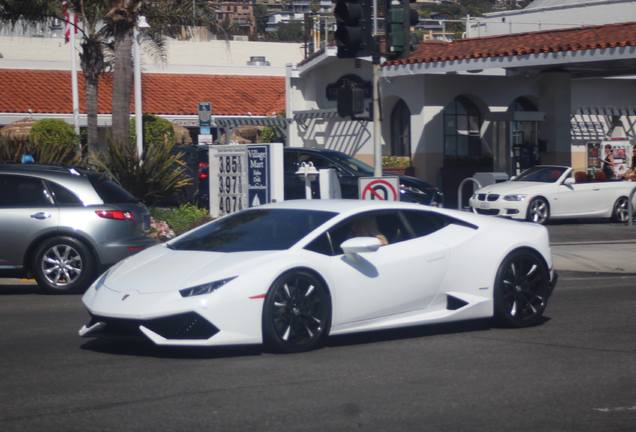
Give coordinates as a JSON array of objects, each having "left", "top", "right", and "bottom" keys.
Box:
[
  {"left": 95, "top": 210, "right": 135, "bottom": 221},
  {"left": 198, "top": 162, "right": 209, "bottom": 181}
]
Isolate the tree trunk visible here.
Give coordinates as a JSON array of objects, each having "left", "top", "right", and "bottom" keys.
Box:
[
  {"left": 85, "top": 76, "right": 102, "bottom": 154},
  {"left": 111, "top": 29, "right": 133, "bottom": 149}
]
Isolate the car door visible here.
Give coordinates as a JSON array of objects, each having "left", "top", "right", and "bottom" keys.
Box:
[
  {"left": 551, "top": 180, "right": 604, "bottom": 217},
  {"left": 304, "top": 210, "right": 450, "bottom": 326},
  {"left": 0, "top": 174, "right": 59, "bottom": 271}
]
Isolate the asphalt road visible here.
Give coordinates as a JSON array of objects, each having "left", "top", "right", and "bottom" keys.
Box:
[{"left": 1, "top": 274, "right": 635, "bottom": 432}]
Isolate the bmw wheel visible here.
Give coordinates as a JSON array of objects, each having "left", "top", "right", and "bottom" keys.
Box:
[
  {"left": 611, "top": 196, "right": 630, "bottom": 223},
  {"left": 262, "top": 269, "right": 331, "bottom": 353},
  {"left": 526, "top": 197, "right": 550, "bottom": 224},
  {"left": 33, "top": 236, "right": 96, "bottom": 294},
  {"left": 494, "top": 249, "right": 551, "bottom": 327}
]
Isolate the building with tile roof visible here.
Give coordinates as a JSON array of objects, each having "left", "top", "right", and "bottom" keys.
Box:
[
  {"left": 286, "top": 20, "right": 636, "bottom": 206},
  {"left": 470, "top": 0, "right": 636, "bottom": 37}
]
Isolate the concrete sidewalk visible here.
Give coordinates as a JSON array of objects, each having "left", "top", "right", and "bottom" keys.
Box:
[{"left": 552, "top": 243, "right": 636, "bottom": 274}]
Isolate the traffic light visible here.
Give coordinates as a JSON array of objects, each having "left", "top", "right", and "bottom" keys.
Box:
[
  {"left": 385, "top": 0, "right": 419, "bottom": 59},
  {"left": 337, "top": 82, "right": 366, "bottom": 117},
  {"left": 333, "top": 0, "right": 373, "bottom": 58}
]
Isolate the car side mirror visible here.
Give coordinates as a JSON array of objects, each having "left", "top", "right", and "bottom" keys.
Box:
[
  {"left": 563, "top": 178, "right": 574, "bottom": 186},
  {"left": 341, "top": 237, "right": 382, "bottom": 255}
]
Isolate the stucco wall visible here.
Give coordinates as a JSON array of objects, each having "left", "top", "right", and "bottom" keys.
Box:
[{"left": 470, "top": 1, "right": 636, "bottom": 37}]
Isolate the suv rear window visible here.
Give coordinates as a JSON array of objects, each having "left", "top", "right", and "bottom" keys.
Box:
[{"left": 88, "top": 175, "right": 138, "bottom": 204}]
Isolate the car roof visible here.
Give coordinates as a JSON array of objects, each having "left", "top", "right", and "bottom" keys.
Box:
[
  {"left": 258, "top": 199, "right": 431, "bottom": 214},
  {"left": 0, "top": 164, "right": 90, "bottom": 177}
]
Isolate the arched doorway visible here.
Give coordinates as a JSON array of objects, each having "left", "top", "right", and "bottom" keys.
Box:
[
  {"left": 390, "top": 100, "right": 411, "bottom": 156},
  {"left": 443, "top": 96, "right": 483, "bottom": 159},
  {"left": 509, "top": 97, "right": 541, "bottom": 174},
  {"left": 441, "top": 96, "right": 492, "bottom": 208}
]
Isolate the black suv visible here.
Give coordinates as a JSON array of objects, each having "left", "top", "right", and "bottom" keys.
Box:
[{"left": 196, "top": 147, "right": 443, "bottom": 207}]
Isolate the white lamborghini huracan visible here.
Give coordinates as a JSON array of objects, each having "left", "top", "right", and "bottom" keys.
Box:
[{"left": 79, "top": 200, "right": 558, "bottom": 353}]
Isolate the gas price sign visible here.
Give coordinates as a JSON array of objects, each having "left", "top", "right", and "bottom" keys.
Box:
[{"left": 210, "top": 147, "right": 248, "bottom": 217}]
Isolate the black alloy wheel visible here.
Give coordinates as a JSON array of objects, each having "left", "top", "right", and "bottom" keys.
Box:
[
  {"left": 262, "top": 270, "right": 331, "bottom": 353},
  {"left": 32, "top": 236, "right": 96, "bottom": 294},
  {"left": 494, "top": 249, "right": 551, "bottom": 327},
  {"left": 612, "top": 196, "right": 630, "bottom": 223},
  {"left": 526, "top": 197, "right": 550, "bottom": 224}
]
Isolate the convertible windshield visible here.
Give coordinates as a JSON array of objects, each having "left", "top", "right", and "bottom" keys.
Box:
[
  {"left": 514, "top": 166, "right": 567, "bottom": 183},
  {"left": 327, "top": 152, "right": 374, "bottom": 175},
  {"left": 169, "top": 209, "right": 337, "bottom": 252}
]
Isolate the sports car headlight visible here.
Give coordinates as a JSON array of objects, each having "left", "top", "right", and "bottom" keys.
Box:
[
  {"left": 503, "top": 194, "right": 527, "bottom": 201},
  {"left": 179, "top": 276, "right": 237, "bottom": 298}
]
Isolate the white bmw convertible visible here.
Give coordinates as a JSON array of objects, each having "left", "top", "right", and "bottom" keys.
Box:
[
  {"left": 80, "top": 200, "right": 557, "bottom": 353},
  {"left": 469, "top": 165, "right": 636, "bottom": 224}
]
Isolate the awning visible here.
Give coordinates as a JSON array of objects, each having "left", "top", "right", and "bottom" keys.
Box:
[
  {"left": 570, "top": 120, "right": 607, "bottom": 142},
  {"left": 293, "top": 109, "right": 339, "bottom": 124},
  {"left": 212, "top": 116, "right": 288, "bottom": 129}
]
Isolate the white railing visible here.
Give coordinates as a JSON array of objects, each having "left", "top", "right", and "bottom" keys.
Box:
[{"left": 457, "top": 177, "right": 482, "bottom": 211}]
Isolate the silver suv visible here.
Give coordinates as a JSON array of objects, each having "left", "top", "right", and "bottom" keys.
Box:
[{"left": 0, "top": 165, "right": 156, "bottom": 293}]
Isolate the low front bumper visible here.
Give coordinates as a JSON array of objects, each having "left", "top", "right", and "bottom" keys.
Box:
[
  {"left": 79, "top": 312, "right": 220, "bottom": 344},
  {"left": 468, "top": 197, "right": 528, "bottom": 219}
]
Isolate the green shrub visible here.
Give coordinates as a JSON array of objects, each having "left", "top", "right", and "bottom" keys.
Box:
[
  {"left": 29, "top": 119, "right": 81, "bottom": 165},
  {"left": 382, "top": 156, "right": 412, "bottom": 169},
  {"left": 130, "top": 114, "right": 175, "bottom": 148},
  {"left": 150, "top": 204, "right": 211, "bottom": 235},
  {"left": 0, "top": 135, "right": 28, "bottom": 163},
  {"left": 89, "top": 138, "right": 191, "bottom": 205}
]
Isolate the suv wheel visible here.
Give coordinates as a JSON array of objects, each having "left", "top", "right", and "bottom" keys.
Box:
[{"left": 32, "top": 236, "right": 96, "bottom": 294}]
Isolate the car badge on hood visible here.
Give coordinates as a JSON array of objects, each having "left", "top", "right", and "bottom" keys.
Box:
[{"left": 121, "top": 294, "right": 130, "bottom": 301}]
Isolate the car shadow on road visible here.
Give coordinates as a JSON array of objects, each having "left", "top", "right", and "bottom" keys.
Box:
[
  {"left": 80, "top": 337, "right": 264, "bottom": 359},
  {"left": 326, "top": 319, "right": 493, "bottom": 348},
  {"left": 326, "top": 317, "right": 550, "bottom": 348},
  {"left": 79, "top": 317, "right": 550, "bottom": 359}
]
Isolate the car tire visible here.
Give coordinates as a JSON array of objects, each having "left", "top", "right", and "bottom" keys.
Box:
[
  {"left": 262, "top": 269, "right": 331, "bottom": 353},
  {"left": 526, "top": 197, "right": 550, "bottom": 224},
  {"left": 32, "top": 236, "right": 96, "bottom": 294},
  {"left": 494, "top": 248, "right": 551, "bottom": 328},
  {"left": 611, "top": 196, "right": 629, "bottom": 223}
]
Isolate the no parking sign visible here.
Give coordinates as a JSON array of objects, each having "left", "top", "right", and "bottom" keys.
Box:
[{"left": 359, "top": 177, "right": 400, "bottom": 201}]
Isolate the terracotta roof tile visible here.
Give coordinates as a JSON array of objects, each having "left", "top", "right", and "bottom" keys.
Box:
[
  {"left": 384, "top": 21, "right": 636, "bottom": 66},
  {"left": 0, "top": 69, "right": 285, "bottom": 116}
]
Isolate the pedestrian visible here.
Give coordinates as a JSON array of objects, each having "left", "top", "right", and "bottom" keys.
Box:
[{"left": 601, "top": 144, "right": 615, "bottom": 179}]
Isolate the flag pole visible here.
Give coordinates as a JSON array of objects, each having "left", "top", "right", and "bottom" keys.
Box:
[{"left": 69, "top": 10, "right": 80, "bottom": 140}]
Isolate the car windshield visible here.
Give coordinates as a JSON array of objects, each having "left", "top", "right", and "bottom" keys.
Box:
[
  {"left": 326, "top": 152, "right": 374, "bottom": 175},
  {"left": 169, "top": 209, "right": 337, "bottom": 252},
  {"left": 514, "top": 166, "right": 567, "bottom": 183}
]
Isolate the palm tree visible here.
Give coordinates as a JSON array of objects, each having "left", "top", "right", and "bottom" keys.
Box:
[
  {"left": 104, "top": 0, "right": 222, "bottom": 152},
  {"left": 1, "top": 0, "right": 110, "bottom": 155},
  {"left": 72, "top": 0, "right": 111, "bottom": 155}
]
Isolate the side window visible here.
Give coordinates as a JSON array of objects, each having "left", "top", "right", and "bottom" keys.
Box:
[
  {"left": 305, "top": 233, "right": 333, "bottom": 256},
  {"left": 45, "top": 181, "right": 83, "bottom": 206},
  {"left": 402, "top": 210, "right": 449, "bottom": 238},
  {"left": 283, "top": 151, "right": 300, "bottom": 175},
  {"left": 329, "top": 211, "right": 410, "bottom": 255},
  {"left": 297, "top": 152, "right": 338, "bottom": 171},
  {"left": 0, "top": 175, "right": 52, "bottom": 207}
]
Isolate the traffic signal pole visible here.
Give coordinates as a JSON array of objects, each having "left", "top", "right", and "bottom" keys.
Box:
[
  {"left": 372, "top": 0, "right": 382, "bottom": 177},
  {"left": 372, "top": 57, "right": 382, "bottom": 177}
]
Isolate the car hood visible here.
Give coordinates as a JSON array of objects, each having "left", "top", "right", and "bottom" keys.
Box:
[
  {"left": 103, "top": 245, "right": 278, "bottom": 294},
  {"left": 476, "top": 181, "right": 551, "bottom": 195}
]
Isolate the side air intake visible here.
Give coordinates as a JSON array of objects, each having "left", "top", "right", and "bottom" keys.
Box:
[{"left": 446, "top": 294, "right": 468, "bottom": 311}]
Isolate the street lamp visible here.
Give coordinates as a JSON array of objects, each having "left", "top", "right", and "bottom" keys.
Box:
[{"left": 133, "top": 15, "right": 150, "bottom": 162}]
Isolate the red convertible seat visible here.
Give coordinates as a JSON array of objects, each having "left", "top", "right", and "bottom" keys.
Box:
[
  {"left": 574, "top": 171, "right": 588, "bottom": 183},
  {"left": 549, "top": 170, "right": 562, "bottom": 181}
]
